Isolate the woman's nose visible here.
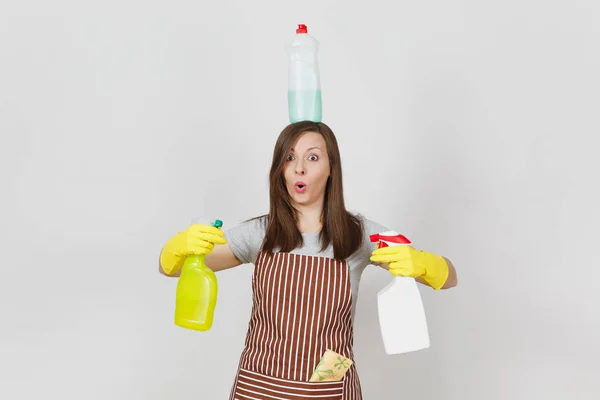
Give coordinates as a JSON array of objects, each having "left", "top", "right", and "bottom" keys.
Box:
[{"left": 295, "top": 161, "right": 306, "bottom": 175}]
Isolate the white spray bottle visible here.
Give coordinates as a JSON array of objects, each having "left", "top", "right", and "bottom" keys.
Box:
[{"left": 370, "top": 231, "right": 430, "bottom": 354}]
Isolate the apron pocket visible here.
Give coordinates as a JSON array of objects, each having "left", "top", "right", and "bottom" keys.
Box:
[{"left": 234, "top": 367, "right": 344, "bottom": 400}]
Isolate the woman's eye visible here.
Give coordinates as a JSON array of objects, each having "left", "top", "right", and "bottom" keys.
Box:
[
  {"left": 308, "top": 155, "right": 318, "bottom": 161},
  {"left": 286, "top": 155, "right": 295, "bottom": 161}
]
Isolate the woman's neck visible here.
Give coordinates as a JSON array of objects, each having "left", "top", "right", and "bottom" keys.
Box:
[{"left": 295, "top": 207, "right": 323, "bottom": 233}]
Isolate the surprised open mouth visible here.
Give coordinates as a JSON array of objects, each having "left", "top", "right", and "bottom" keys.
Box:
[{"left": 294, "top": 182, "right": 307, "bottom": 193}]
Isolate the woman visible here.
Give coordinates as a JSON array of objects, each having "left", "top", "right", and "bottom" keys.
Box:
[{"left": 159, "top": 121, "right": 458, "bottom": 399}]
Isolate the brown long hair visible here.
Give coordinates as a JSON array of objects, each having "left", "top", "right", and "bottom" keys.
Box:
[{"left": 251, "top": 121, "right": 363, "bottom": 260}]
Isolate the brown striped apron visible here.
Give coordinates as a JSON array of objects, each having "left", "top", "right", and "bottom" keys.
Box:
[{"left": 229, "top": 251, "right": 362, "bottom": 399}]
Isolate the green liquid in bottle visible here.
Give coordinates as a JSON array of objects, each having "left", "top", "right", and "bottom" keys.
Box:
[{"left": 288, "top": 90, "right": 322, "bottom": 123}]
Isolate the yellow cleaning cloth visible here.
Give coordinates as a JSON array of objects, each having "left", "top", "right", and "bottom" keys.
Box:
[{"left": 309, "top": 349, "right": 353, "bottom": 382}]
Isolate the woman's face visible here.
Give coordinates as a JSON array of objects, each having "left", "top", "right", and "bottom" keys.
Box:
[{"left": 283, "top": 131, "right": 331, "bottom": 209}]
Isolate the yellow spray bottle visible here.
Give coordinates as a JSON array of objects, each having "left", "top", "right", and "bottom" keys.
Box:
[{"left": 174, "top": 218, "right": 222, "bottom": 331}]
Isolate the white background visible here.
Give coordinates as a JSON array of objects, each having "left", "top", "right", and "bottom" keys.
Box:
[{"left": 1, "top": 1, "right": 599, "bottom": 399}]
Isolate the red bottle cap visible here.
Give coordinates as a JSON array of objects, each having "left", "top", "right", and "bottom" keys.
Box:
[{"left": 296, "top": 24, "right": 308, "bottom": 34}]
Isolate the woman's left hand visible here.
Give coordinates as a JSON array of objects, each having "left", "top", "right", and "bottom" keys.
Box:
[{"left": 370, "top": 246, "right": 450, "bottom": 290}]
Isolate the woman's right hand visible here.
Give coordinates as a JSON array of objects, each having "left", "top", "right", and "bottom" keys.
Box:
[{"left": 159, "top": 223, "right": 227, "bottom": 276}]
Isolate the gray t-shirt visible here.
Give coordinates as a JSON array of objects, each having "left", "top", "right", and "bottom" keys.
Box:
[{"left": 224, "top": 212, "right": 389, "bottom": 321}]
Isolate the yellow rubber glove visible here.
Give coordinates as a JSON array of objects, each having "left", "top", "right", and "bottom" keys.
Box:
[
  {"left": 159, "top": 223, "right": 227, "bottom": 275},
  {"left": 370, "top": 245, "right": 449, "bottom": 290}
]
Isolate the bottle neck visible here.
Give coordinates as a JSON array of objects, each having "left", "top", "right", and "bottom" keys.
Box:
[{"left": 182, "top": 254, "right": 206, "bottom": 270}]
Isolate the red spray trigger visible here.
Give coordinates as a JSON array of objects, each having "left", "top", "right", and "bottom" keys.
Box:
[{"left": 370, "top": 232, "right": 412, "bottom": 248}]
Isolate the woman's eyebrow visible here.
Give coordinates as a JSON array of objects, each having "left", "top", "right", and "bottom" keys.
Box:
[{"left": 290, "top": 146, "right": 322, "bottom": 152}]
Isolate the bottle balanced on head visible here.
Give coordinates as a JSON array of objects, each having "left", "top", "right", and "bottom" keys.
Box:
[{"left": 287, "top": 24, "right": 322, "bottom": 123}]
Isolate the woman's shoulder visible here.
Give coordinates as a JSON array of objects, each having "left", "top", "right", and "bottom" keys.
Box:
[
  {"left": 223, "top": 214, "right": 268, "bottom": 265},
  {"left": 348, "top": 210, "right": 389, "bottom": 234},
  {"left": 347, "top": 210, "right": 391, "bottom": 265},
  {"left": 228, "top": 214, "right": 268, "bottom": 234},
  {"left": 243, "top": 213, "right": 269, "bottom": 226}
]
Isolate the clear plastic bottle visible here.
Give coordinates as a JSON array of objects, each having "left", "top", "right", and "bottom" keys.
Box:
[
  {"left": 174, "top": 218, "right": 222, "bottom": 331},
  {"left": 287, "top": 24, "right": 322, "bottom": 123}
]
